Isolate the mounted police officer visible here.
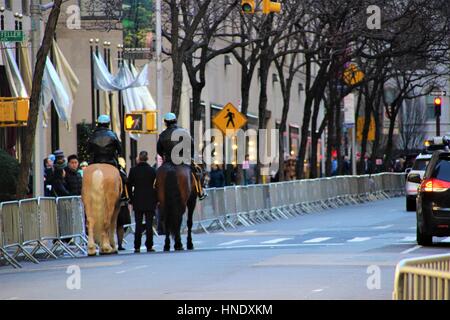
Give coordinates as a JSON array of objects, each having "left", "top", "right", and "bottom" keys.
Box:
[
  {"left": 88, "top": 115, "right": 128, "bottom": 200},
  {"left": 157, "top": 113, "right": 206, "bottom": 200}
]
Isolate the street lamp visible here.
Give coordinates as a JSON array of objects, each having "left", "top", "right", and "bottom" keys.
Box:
[{"left": 0, "top": 7, "right": 5, "bottom": 31}]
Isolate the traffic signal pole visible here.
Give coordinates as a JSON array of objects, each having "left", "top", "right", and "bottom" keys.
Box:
[
  {"left": 434, "top": 97, "right": 442, "bottom": 136},
  {"left": 437, "top": 114, "right": 440, "bottom": 136}
]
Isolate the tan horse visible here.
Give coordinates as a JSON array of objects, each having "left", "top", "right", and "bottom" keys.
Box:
[{"left": 82, "top": 164, "right": 122, "bottom": 256}]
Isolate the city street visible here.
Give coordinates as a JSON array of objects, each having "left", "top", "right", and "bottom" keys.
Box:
[{"left": 1, "top": 197, "right": 449, "bottom": 300}]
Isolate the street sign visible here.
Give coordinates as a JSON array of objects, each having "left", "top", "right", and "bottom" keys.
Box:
[
  {"left": 123, "top": 48, "right": 153, "bottom": 60},
  {"left": 343, "top": 93, "right": 355, "bottom": 125},
  {"left": 357, "top": 116, "right": 375, "bottom": 142},
  {"left": 430, "top": 91, "right": 447, "bottom": 97},
  {"left": 212, "top": 102, "right": 248, "bottom": 135},
  {"left": 0, "top": 31, "right": 24, "bottom": 42},
  {"left": 343, "top": 63, "right": 364, "bottom": 86}
]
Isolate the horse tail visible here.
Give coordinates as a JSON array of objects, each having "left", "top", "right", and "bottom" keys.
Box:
[
  {"left": 164, "top": 166, "right": 181, "bottom": 237},
  {"left": 92, "top": 169, "right": 105, "bottom": 244}
]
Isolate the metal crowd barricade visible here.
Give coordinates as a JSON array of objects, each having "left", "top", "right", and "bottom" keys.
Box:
[
  {"left": 234, "top": 185, "right": 254, "bottom": 226},
  {"left": 393, "top": 254, "right": 450, "bottom": 300},
  {"left": 0, "top": 200, "right": 38, "bottom": 264},
  {"left": 38, "top": 197, "right": 75, "bottom": 258},
  {"left": 56, "top": 196, "right": 87, "bottom": 255},
  {"left": 0, "top": 201, "right": 22, "bottom": 268},
  {"left": 19, "top": 198, "right": 57, "bottom": 260}
]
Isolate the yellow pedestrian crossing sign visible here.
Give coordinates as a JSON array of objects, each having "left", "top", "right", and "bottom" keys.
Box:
[{"left": 212, "top": 103, "right": 247, "bottom": 135}]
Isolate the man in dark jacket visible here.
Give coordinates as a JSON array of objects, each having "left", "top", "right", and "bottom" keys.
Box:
[
  {"left": 65, "top": 154, "right": 82, "bottom": 195},
  {"left": 127, "top": 151, "right": 157, "bottom": 253}
]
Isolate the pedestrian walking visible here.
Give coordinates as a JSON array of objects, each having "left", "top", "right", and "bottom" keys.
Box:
[{"left": 127, "top": 151, "right": 157, "bottom": 253}]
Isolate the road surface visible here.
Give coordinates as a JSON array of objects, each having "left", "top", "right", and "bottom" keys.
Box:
[{"left": 1, "top": 197, "right": 449, "bottom": 300}]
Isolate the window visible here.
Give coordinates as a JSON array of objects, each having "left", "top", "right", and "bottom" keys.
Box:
[
  {"left": 413, "top": 159, "right": 430, "bottom": 171},
  {"left": 22, "top": 0, "right": 29, "bottom": 15},
  {"left": 289, "top": 125, "right": 300, "bottom": 157},
  {"left": 432, "top": 160, "right": 450, "bottom": 182}
]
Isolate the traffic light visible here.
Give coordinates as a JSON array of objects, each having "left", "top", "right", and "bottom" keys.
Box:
[
  {"left": 125, "top": 113, "right": 144, "bottom": 132},
  {"left": 241, "top": 0, "right": 255, "bottom": 13},
  {"left": 124, "top": 111, "right": 159, "bottom": 134},
  {"left": 434, "top": 97, "right": 442, "bottom": 117},
  {"left": 262, "top": 0, "right": 281, "bottom": 14}
]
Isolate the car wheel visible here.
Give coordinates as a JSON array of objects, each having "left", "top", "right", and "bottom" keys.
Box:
[
  {"left": 416, "top": 222, "right": 432, "bottom": 246},
  {"left": 406, "top": 197, "right": 416, "bottom": 212}
]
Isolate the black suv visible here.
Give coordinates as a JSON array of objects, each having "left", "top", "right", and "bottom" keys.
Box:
[{"left": 413, "top": 150, "right": 450, "bottom": 245}]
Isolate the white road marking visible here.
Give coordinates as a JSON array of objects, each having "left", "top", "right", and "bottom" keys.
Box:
[
  {"left": 401, "top": 245, "right": 422, "bottom": 254},
  {"left": 347, "top": 237, "right": 371, "bottom": 242},
  {"left": 219, "top": 239, "right": 249, "bottom": 246},
  {"left": 312, "top": 289, "right": 324, "bottom": 293},
  {"left": 440, "top": 237, "right": 450, "bottom": 243},
  {"left": 400, "top": 236, "right": 416, "bottom": 242},
  {"left": 4, "top": 297, "right": 19, "bottom": 300},
  {"left": 261, "top": 238, "right": 293, "bottom": 244},
  {"left": 243, "top": 230, "right": 257, "bottom": 233},
  {"left": 133, "top": 265, "right": 148, "bottom": 270},
  {"left": 373, "top": 224, "right": 394, "bottom": 230},
  {"left": 303, "top": 237, "right": 332, "bottom": 243},
  {"left": 115, "top": 270, "right": 126, "bottom": 274}
]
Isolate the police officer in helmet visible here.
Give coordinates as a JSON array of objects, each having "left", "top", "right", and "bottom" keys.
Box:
[
  {"left": 88, "top": 114, "right": 127, "bottom": 200},
  {"left": 157, "top": 113, "right": 206, "bottom": 200}
]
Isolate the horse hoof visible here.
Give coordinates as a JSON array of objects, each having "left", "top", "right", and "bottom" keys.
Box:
[
  {"left": 164, "top": 246, "right": 170, "bottom": 252},
  {"left": 88, "top": 252, "right": 97, "bottom": 257},
  {"left": 99, "top": 251, "right": 114, "bottom": 255},
  {"left": 175, "top": 246, "right": 184, "bottom": 251},
  {"left": 187, "top": 243, "right": 194, "bottom": 250}
]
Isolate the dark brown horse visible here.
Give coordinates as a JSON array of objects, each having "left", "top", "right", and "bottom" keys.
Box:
[{"left": 156, "top": 162, "right": 200, "bottom": 251}]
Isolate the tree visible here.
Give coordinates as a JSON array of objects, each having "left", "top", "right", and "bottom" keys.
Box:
[
  {"left": 17, "top": 0, "right": 64, "bottom": 198},
  {"left": 398, "top": 99, "right": 427, "bottom": 152},
  {"left": 161, "top": 0, "right": 213, "bottom": 117}
]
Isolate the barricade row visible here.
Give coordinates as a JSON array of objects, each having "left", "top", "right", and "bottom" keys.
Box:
[
  {"left": 191, "top": 172, "right": 405, "bottom": 233},
  {"left": 0, "top": 173, "right": 405, "bottom": 268}
]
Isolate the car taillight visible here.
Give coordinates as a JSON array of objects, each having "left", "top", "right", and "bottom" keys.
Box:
[{"left": 420, "top": 178, "right": 450, "bottom": 192}]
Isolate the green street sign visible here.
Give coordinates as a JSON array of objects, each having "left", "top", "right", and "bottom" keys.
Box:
[{"left": 0, "top": 31, "right": 25, "bottom": 42}]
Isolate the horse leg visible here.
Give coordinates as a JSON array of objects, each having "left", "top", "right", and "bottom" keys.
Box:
[
  {"left": 87, "top": 217, "right": 96, "bottom": 256},
  {"left": 164, "top": 234, "right": 171, "bottom": 252},
  {"left": 174, "top": 210, "right": 184, "bottom": 251},
  {"left": 100, "top": 220, "right": 114, "bottom": 254},
  {"left": 109, "top": 216, "right": 118, "bottom": 254},
  {"left": 187, "top": 196, "right": 196, "bottom": 250},
  {"left": 85, "top": 197, "right": 97, "bottom": 256}
]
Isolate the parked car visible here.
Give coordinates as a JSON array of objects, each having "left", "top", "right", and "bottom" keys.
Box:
[
  {"left": 415, "top": 150, "right": 450, "bottom": 246},
  {"left": 405, "top": 153, "right": 432, "bottom": 211}
]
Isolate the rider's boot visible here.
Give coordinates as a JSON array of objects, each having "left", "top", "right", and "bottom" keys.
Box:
[{"left": 191, "top": 161, "right": 207, "bottom": 200}]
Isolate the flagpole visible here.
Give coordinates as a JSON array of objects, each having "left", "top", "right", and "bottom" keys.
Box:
[
  {"left": 156, "top": 0, "right": 163, "bottom": 133},
  {"left": 90, "top": 38, "right": 95, "bottom": 129},
  {"left": 95, "top": 38, "right": 100, "bottom": 119}
]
